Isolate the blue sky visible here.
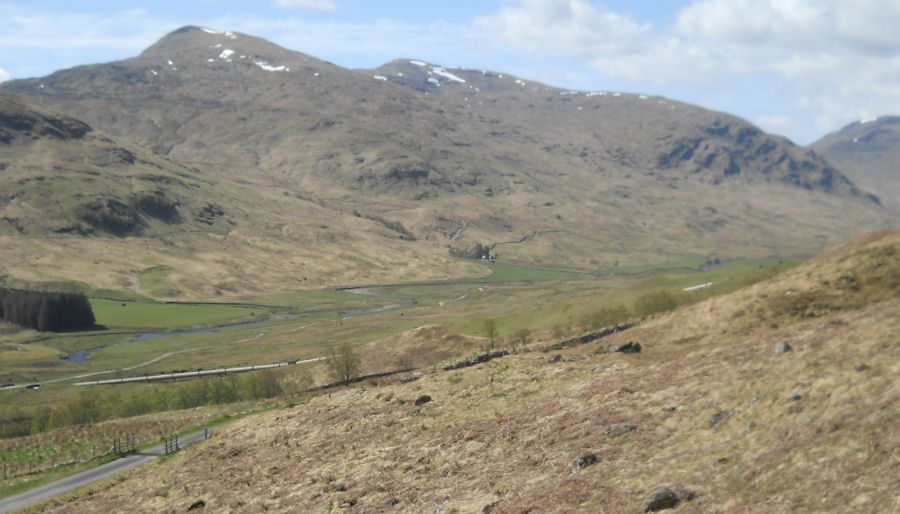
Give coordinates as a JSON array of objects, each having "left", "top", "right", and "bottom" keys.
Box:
[{"left": 2, "top": 1, "right": 899, "bottom": 144}]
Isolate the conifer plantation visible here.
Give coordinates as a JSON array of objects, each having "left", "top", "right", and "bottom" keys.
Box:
[{"left": 0, "top": 289, "right": 95, "bottom": 331}]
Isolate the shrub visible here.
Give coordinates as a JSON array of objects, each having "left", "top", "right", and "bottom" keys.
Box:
[
  {"left": 633, "top": 290, "right": 678, "bottom": 317},
  {"left": 510, "top": 328, "right": 531, "bottom": 352},
  {"left": 583, "top": 305, "right": 630, "bottom": 330}
]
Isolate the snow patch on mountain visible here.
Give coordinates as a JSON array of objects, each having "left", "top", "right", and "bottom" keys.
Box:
[
  {"left": 431, "top": 66, "right": 465, "bottom": 83},
  {"left": 254, "top": 60, "right": 288, "bottom": 72}
]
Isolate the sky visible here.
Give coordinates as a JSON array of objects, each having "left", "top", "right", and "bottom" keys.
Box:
[{"left": 1, "top": 0, "right": 899, "bottom": 144}]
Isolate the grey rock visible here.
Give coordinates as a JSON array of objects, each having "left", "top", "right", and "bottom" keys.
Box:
[
  {"left": 773, "top": 341, "right": 792, "bottom": 355},
  {"left": 614, "top": 341, "right": 642, "bottom": 354},
  {"left": 547, "top": 354, "right": 562, "bottom": 363},
  {"left": 643, "top": 486, "right": 680, "bottom": 512},
  {"left": 605, "top": 423, "right": 638, "bottom": 437},
  {"left": 855, "top": 363, "right": 869, "bottom": 372},
  {"left": 708, "top": 409, "right": 735, "bottom": 428},
  {"left": 787, "top": 392, "right": 802, "bottom": 402},
  {"left": 414, "top": 395, "right": 432, "bottom": 406},
  {"left": 662, "top": 404, "right": 678, "bottom": 412},
  {"left": 571, "top": 453, "right": 599, "bottom": 474}
]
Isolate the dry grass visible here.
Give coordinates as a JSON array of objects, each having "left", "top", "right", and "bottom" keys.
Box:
[
  {"left": 357, "top": 324, "right": 485, "bottom": 374},
  {"left": 26, "top": 231, "right": 900, "bottom": 513}
]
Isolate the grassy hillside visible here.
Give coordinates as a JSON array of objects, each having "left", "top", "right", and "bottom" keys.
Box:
[{"left": 28, "top": 231, "right": 899, "bottom": 513}]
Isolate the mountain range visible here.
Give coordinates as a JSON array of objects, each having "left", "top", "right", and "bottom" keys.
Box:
[
  {"left": 0, "top": 26, "right": 895, "bottom": 298},
  {"left": 812, "top": 116, "right": 900, "bottom": 214}
]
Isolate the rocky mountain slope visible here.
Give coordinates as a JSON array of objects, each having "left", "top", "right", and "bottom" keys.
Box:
[
  {"left": 33, "top": 230, "right": 900, "bottom": 513},
  {"left": 0, "top": 26, "right": 893, "bottom": 295},
  {"left": 0, "top": 90, "right": 232, "bottom": 237},
  {"left": 0, "top": 90, "right": 476, "bottom": 297},
  {"left": 812, "top": 116, "right": 900, "bottom": 214}
]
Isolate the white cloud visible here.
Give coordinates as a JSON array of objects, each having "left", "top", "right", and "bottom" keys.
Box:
[
  {"left": 0, "top": 67, "right": 9, "bottom": 82},
  {"left": 274, "top": 0, "right": 337, "bottom": 12},
  {"left": 474, "top": 0, "right": 651, "bottom": 58},
  {"left": 475, "top": 0, "right": 900, "bottom": 143}
]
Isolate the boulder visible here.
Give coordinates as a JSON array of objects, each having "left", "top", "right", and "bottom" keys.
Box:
[
  {"left": 571, "top": 453, "right": 599, "bottom": 474},
  {"left": 773, "top": 341, "right": 792, "bottom": 355},
  {"left": 605, "top": 423, "right": 638, "bottom": 437},
  {"left": 187, "top": 500, "right": 206, "bottom": 511},
  {"left": 708, "top": 409, "right": 734, "bottom": 428},
  {"left": 642, "top": 487, "right": 679, "bottom": 512},
  {"left": 614, "top": 341, "right": 642, "bottom": 354},
  {"left": 414, "top": 395, "right": 432, "bottom": 406}
]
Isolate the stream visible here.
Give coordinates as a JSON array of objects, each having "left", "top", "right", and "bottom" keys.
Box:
[{"left": 61, "top": 259, "right": 738, "bottom": 365}]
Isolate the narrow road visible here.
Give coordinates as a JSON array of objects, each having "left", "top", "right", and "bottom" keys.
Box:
[{"left": 0, "top": 429, "right": 212, "bottom": 513}]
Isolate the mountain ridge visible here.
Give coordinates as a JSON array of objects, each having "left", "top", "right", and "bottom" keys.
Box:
[
  {"left": 0, "top": 26, "right": 893, "bottom": 297},
  {"left": 812, "top": 116, "right": 900, "bottom": 214}
]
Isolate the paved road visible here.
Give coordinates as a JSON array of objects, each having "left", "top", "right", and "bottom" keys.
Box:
[{"left": 0, "top": 429, "right": 212, "bottom": 514}]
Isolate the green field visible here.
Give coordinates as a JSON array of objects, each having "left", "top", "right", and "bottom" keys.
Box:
[
  {"left": 92, "top": 299, "right": 277, "bottom": 330},
  {"left": 480, "top": 261, "right": 576, "bottom": 282}
]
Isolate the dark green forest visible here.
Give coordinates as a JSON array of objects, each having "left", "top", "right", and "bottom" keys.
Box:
[{"left": 0, "top": 288, "right": 95, "bottom": 331}]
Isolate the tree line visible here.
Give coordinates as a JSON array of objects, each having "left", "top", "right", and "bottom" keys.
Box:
[
  {"left": 0, "top": 288, "right": 95, "bottom": 331},
  {"left": 0, "top": 371, "right": 285, "bottom": 439}
]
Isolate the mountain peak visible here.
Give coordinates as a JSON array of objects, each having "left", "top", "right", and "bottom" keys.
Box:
[
  {"left": 138, "top": 25, "right": 318, "bottom": 68},
  {"left": 813, "top": 114, "right": 900, "bottom": 214},
  {"left": 140, "top": 26, "right": 244, "bottom": 58}
]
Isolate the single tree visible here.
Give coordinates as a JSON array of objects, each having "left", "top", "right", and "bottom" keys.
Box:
[
  {"left": 511, "top": 328, "right": 531, "bottom": 353},
  {"left": 484, "top": 319, "right": 498, "bottom": 352},
  {"left": 326, "top": 342, "right": 362, "bottom": 384}
]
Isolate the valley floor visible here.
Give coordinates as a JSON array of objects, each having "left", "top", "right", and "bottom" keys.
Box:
[{"left": 21, "top": 231, "right": 900, "bottom": 513}]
